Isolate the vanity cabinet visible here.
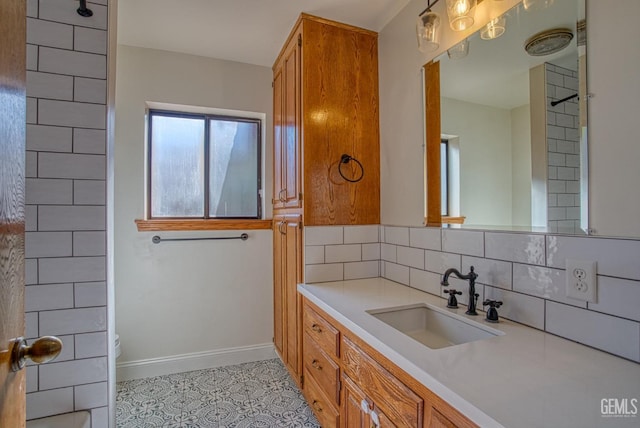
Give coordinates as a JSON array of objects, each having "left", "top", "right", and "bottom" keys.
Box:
[
  {"left": 272, "top": 13, "right": 380, "bottom": 225},
  {"left": 273, "top": 214, "right": 303, "bottom": 384},
  {"left": 301, "top": 298, "right": 477, "bottom": 428}
]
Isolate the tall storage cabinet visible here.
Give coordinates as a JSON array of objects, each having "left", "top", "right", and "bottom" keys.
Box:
[{"left": 272, "top": 13, "right": 380, "bottom": 387}]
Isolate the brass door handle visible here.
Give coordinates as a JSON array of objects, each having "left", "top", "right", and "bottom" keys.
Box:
[{"left": 10, "top": 336, "right": 63, "bottom": 372}]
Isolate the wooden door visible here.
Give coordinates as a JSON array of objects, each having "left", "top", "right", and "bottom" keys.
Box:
[
  {"left": 272, "top": 64, "right": 284, "bottom": 210},
  {"left": 282, "top": 30, "right": 301, "bottom": 209},
  {"left": 284, "top": 215, "right": 302, "bottom": 380},
  {"left": 342, "top": 375, "right": 371, "bottom": 428},
  {"left": 272, "top": 218, "right": 285, "bottom": 358},
  {"left": 0, "top": 0, "right": 27, "bottom": 425}
]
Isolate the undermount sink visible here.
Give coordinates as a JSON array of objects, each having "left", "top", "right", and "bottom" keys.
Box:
[{"left": 367, "top": 304, "right": 504, "bottom": 349}]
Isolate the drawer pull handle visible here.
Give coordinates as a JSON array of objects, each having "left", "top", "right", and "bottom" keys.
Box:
[
  {"left": 311, "top": 324, "right": 322, "bottom": 333},
  {"left": 311, "top": 359, "right": 322, "bottom": 370},
  {"left": 312, "top": 400, "right": 323, "bottom": 412}
]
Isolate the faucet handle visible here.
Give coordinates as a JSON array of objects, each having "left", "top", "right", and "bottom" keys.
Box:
[
  {"left": 444, "top": 289, "right": 462, "bottom": 308},
  {"left": 483, "top": 299, "right": 503, "bottom": 308},
  {"left": 483, "top": 300, "right": 503, "bottom": 323}
]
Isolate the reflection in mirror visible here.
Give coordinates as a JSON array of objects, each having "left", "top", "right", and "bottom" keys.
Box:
[{"left": 425, "top": 0, "right": 587, "bottom": 234}]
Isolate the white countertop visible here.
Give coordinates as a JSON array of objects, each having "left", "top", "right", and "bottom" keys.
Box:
[{"left": 298, "top": 278, "right": 640, "bottom": 428}]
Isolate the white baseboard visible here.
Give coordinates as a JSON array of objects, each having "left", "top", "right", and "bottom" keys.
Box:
[{"left": 116, "top": 343, "right": 276, "bottom": 381}]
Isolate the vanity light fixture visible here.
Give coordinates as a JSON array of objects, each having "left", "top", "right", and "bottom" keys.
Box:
[
  {"left": 417, "top": 0, "right": 442, "bottom": 52},
  {"left": 446, "top": 0, "right": 477, "bottom": 31},
  {"left": 447, "top": 38, "right": 470, "bottom": 59},
  {"left": 480, "top": 16, "right": 506, "bottom": 40}
]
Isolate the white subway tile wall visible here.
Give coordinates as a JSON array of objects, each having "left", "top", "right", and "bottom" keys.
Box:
[
  {"left": 304, "top": 226, "right": 640, "bottom": 362},
  {"left": 25, "top": 1, "right": 108, "bottom": 423},
  {"left": 546, "top": 64, "right": 581, "bottom": 233},
  {"left": 304, "top": 226, "right": 381, "bottom": 282}
]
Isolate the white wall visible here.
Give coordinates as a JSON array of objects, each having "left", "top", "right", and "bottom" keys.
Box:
[
  {"left": 379, "top": 0, "right": 640, "bottom": 238},
  {"left": 587, "top": 0, "right": 640, "bottom": 238},
  {"left": 441, "top": 97, "right": 512, "bottom": 226},
  {"left": 511, "top": 104, "right": 532, "bottom": 227},
  {"left": 114, "top": 45, "right": 274, "bottom": 373}
]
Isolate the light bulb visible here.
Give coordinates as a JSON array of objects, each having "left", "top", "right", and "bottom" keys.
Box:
[
  {"left": 454, "top": 0, "right": 470, "bottom": 15},
  {"left": 446, "top": 0, "right": 477, "bottom": 32}
]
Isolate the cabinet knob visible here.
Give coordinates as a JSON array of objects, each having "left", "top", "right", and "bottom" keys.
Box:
[
  {"left": 312, "top": 400, "right": 323, "bottom": 413},
  {"left": 311, "top": 324, "right": 322, "bottom": 333},
  {"left": 370, "top": 409, "right": 380, "bottom": 427},
  {"left": 360, "top": 399, "right": 370, "bottom": 414},
  {"left": 311, "top": 359, "right": 322, "bottom": 370}
]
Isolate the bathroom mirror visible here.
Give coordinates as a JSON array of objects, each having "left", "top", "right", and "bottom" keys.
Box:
[{"left": 425, "top": 0, "right": 587, "bottom": 234}]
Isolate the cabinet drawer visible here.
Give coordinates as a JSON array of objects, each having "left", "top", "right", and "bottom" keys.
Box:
[
  {"left": 303, "top": 304, "right": 339, "bottom": 357},
  {"left": 342, "top": 336, "right": 423, "bottom": 427},
  {"left": 302, "top": 370, "right": 339, "bottom": 428},
  {"left": 303, "top": 332, "right": 340, "bottom": 405}
]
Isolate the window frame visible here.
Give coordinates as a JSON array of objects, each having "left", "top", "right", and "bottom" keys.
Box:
[{"left": 146, "top": 109, "right": 263, "bottom": 221}]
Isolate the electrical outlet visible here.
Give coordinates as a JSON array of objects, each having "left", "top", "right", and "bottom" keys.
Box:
[{"left": 565, "top": 260, "right": 597, "bottom": 302}]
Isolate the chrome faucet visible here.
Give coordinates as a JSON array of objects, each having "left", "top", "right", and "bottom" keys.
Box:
[{"left": 441, "top": 266, "right": 479, "bottom": 315}]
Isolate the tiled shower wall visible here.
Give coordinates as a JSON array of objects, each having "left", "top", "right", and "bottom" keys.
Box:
[
  {"left": 24, "top": 0, "right": 109, "bottom": 425},
  {"left": 546, "top": 63, "right": 581, "bottom": 233},
  {"left": 304, "top": 225, "right": 640, "bottom": 363}
]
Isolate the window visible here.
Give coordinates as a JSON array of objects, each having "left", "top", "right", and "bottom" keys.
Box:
[
  {"left": 441, "top": 139, "right": 449, "bottom": 216},
  {"left": 148, "top": 110, "right": 261, "bottom": 219}
]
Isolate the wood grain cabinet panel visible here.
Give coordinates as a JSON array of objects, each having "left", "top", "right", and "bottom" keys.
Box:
[
  {"left": 342, "top": 335, "right": 424, "bottom": 427},
  {"left": 303, "top": 372, "right": 340, "bottom": 428},
  {"left": 273, "top": 215, "right": 303, "bottom": 385},
  {"left": 303, "top": 303, "right": 340, "bottom": 358},
  {"left": 303, "top": 332, "right": 340, "bottom": 405},
  {"left": 272, "top": 14, "right": 380, "bottom": 225},
  {"left": 427, "top": 407, "right": 458, "bottom": 428}
]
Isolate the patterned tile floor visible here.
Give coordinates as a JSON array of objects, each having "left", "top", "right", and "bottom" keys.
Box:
[{"left": 116, "top": 359, "right": 321, "bottom": 427}]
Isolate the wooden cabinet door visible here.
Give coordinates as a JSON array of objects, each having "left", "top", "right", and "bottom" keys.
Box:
[
  {"left": 272, "top": 219, "right": 285, "bottom": 358},
  {"left": 342, "top": 336, "right": 423, "bottom": 427},
  {"left": 284, "top": 215, "right": 302, "bottom": 378},
  {"left": 282, "top": 30, "right": 301, "bottom": 209},
  {"left": 272, "top": 65, "right": 285, "bottom": 210},
  {"left": 342, "top": 375, "right": 371, "bottom": 428}
]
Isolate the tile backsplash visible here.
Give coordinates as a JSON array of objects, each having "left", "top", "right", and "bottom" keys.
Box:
[{"left": 304, "top": 225, "right": 640, "bottom": 363}]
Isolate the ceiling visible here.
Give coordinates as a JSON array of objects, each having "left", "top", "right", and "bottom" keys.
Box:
[{"left": 117, "top": 0, "right": 410, "bottom": 67}]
